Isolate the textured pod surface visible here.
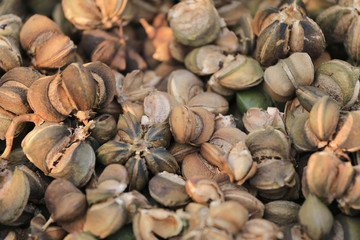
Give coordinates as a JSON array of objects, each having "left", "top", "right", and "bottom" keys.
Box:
[
  {"left": 313, "top": 59, "right": 360, "bottom": 108},
  {"left": 168, "top": 0, "right": 221, "bottom": 47},
  {"left": 45, "top": 179, "right": 87, "bottom": 222},
  {"left": 22, "top": 123, "right": 71, "bottom": 174},
  {"left": 211, "top": 55, "right": 263, "bottom": 91},
  {"left": 0, "top": 167, "right": 30, "bottom": 225},
  {"left": 309, "top": 96, "right": 339, "bottom": 141},
  {"left": 331, "top": 111, "right": 360, "bottom": 152}
]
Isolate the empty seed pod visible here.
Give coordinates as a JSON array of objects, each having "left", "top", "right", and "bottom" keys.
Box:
[
  {"left": 313, "top": 59, "right": 360, "bottom": 109},
  {"left": 243, "top": 107, "right": 285, "bottom": 133},
  {"left": 0, "top": 167, "right": 30, "bottom": 225},
  {"left": 299, "top": 194, "right": 334, "bottom": 240},
  {"left": 45, "top": 179, "right": 87, "bottom": 224},
  {"left": 237, "top": 219, "right": 284, "bottom": 240},
  {"left": 185, "top": 176, "right": 224, "bottom": 205},
  {"left": 187, "top": 92, "right": 229, "bottom": 115},
  {"left": 22, "top": 123, "right": 96, "bottom": 187},
  {"left": 168, "top": 0, "right": 221, "bottom": 47},
  {"left": 149, "top": 171, "right": 190, "bottom": 207},
  {"left": 330, "top": 111, "right": 360, "bottom": 152},
  {"left": 62, "top": 0, "right": 134, "bottom": 30},
  {"left": 83, "top": 197, "right": 127, "bottom": 239},
  {"left": 337, "top": 166, "right": 360, "bottom": 214},
  {"left": 16, "top": 165, "right": 48, "bottom": 200},
  {"left": 184, "top": 45, "right": 226, "bottom": 75},
  {"left": 30, "top": 214, "right": 67, "bottom": 240},
  {"left": 142, "top": 91, "right": 181, "bottom": 126},
  {"left": 215, "top": 26, "right": 240, "bottom": 54},
  {"left": 169, "top": 142, "right": 199, "bottom": 164},
  {"left": 253, "top": 0, "right": 326, "bottom": 66},
  {"left": 210, "top": 54, "right": 263, "bottom": 91},
  {"left": 222, "top": 186, "right": 265, "bottom": 218},
  {"left": 86, "top": 164, "right": 129, "bottom": 204},
  {"left": 167, "top": 69, "right": 204, "bottom": 105},
  {"left": 133, "top": 208, "right": 183, "bottom": 240},
  {"left": 169, "top": 106, "right": 215, "bottom": 146},
  {"left": 20, "top": 14, "right": 76, "bottom": 69},
  {"left": 182, "top": 152, "right": 220, "bottom": 180},
  {"left": 264, "top": 52, "right": 314, "bottom": 102},
  {"left": 206, "top": 201, "right": 249, "bottom": 235}
]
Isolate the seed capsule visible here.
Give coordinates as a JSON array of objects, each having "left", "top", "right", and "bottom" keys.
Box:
[
  {"left": 20, "top": 14, "right": 76, "bottom": 69},
  {"left": 168, "top": 0, "right": 221, "bottom": 47}
]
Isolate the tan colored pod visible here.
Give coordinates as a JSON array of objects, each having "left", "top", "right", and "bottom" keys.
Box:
[{"left": 168, "top": 0, "right": 221, "bottom": 47}]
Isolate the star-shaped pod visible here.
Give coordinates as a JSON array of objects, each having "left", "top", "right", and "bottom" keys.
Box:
[{"left": 97, "top": 112, "right": 179, "bottom": 190}]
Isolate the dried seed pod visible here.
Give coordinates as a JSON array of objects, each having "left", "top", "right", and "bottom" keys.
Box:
[
  {"left": 182, "top": 152, "right": 219, "bottom": 180},
  {"left": 97, "top": 112, "right": 178, "bottom": 191},
  {"left": 222, "top": 186, "right": 265, "bottom": 218},
  {"left": 237, "top": 219, "right": 284, "bottom": 240},
  {"left": 90, "top": 114, "right": 117, "bottom": 144},
  {"left": 62, "top": 0, "right": 133, "bottom": 30},
  {"left": 64, "top": 232, "right": 97, "bottom": 240},
  {"left": 86, "top": 164, "right": 129, "bottom": 204},
  {"left": 264, "top": 52, "right": 314, "bottom": 102},
  {"left": 214, "top": 114, "right": 237, "bottom": 130},
  {"left": 187, "top": 92, "right": 229, "bottom": 115},
  {"left": 243, "top": 107, "right": 285, "bottom": 133},
  {"left": 210, "top": 54, "right": 263, "bottom": 91},
  {"left": 249, "top": 159, "right": 299, "bottom": 200},
  {"left": 170, "top": 106, "right": 215, "bottom": 146},
  {"left": 149, "top": 171, "right": 190, "bottom": 207},
  {"left": 233, "top": 15, "right": 256, "bottom": 55},
  {"left": 309, "top": 96, "right": 340, "bottom": 141},
  {"left": 17, "top": 165, "right": 47, "bottom": 200},
  {"left": 0, "top": 167, "right": 30, "bottom": 225},
  {"left": 296, "top": 85, "right": 329, "bottom": 112},
  {"left": 45, "top": 179, "right": 87, "bottom": 224},
  {"left": 264, "top": 200, "right": 300, "bottom": 226},
  {"left": 304, "top": 151, "right": 354, "bottom": 204},
  {"left": 119, "top": 190, "right": 149, "bottom": 224},
  {"left": 84, "top": 61, "right": 116, "bottom": 109},
  {"left": 185, "top": 176, "right": 224, "bottom": 205},
  {"left": 20, "top": 14, "right": 76, "bottom": 69},
  {"left": 184, "top": 45, "right": 226, "bottom": 75},
  {"left": 22, "top": 123, "right": 96, "bottom": 187},
  {"left": 0, "top": 35, "right": 22, "bottom": 72},
  {"left": 313, "top": 59, "right": 360, "bottom": 109},
  {"left": 133, "top": 208, "right": 183, "bottom": 240},
  {"left": 215, "top": 25, "right": 240, "bottom": 54},
  {"left": 288, "top": 112, "right": 321, "bottom": 152},
  {"left": 299, "top": 194, "right": 334, "bottom": 240},
  {"left": 337, "top": 166, "right": 360, "bottom": 214},
  {"left": 30, "top": 214, "right": 67, "bottom": 240},
  {"left": 253, "top": 0, "right": 326, "bottom": 66},
  {"left": 83, "top": 197, "right": 127, "bottom": 239},
  {"left": 168, "top": 0, "right": 221, "bottom": 47},
  {"left": 169, "top": 142, "right": 199, "bottom": 164},
  {"left": 245, "top": 126, "right": 291, "bottom": 161},
  {"left": 142, "top": 91, "right": 181, "bottom": 126},
  {"left": 167, "top": 69, "right": 204, "bottom": 104},
  {"left": 206, "top": 201, "right": 249, "bottom": 235},
  {"left": 0, "top": 14, "right": 22, "bottom": 40},
  {"left": 330, "top": 111, "right": 360, "bottom": 152}
]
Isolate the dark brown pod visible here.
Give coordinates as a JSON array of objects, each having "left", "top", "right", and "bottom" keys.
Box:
[
  {"left": 28, "top": 75, "right": 67, "bottom": 122},
  {"left": 45, "top": 179, "right": 87, "bottom": 223},
  {"left": 61, "top": 63, "right": 97, "bottom": 111}
]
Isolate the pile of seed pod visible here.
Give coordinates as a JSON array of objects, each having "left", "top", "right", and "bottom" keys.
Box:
[{"left": 1, "top": 0, "right": 360, "bottom": 239}]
